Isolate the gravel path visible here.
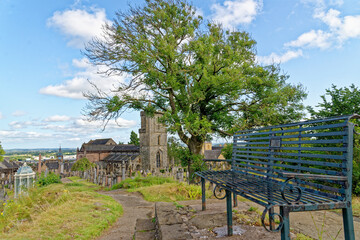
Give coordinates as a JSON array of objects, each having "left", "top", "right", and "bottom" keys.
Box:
[{"left": 96, "top": 189, "right": 154, "bottom": 240}]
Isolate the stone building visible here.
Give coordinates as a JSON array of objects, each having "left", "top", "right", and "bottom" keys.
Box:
[
  {"left": 75, "top": 111, "right": 168, "bottom": 175},
  {"left": 77, "top": 138, "right": 118, "bottom": 162},
  {"left": 139, "top": 111, "right": 168, "bottom": 172},
  {"left": 202, "top": 142, "right": 225, "bottom": 160}
]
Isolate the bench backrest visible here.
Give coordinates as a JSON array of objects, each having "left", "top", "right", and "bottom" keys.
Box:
[{"left": 232, "top": 115, "right": 358, "bottom": 201}]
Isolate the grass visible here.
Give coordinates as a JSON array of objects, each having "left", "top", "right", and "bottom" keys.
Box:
[
  {"left": 352, "top": 196, "right": 360, "bottom": 217},
  {"left": 129, "top": 182, "right": 212, "bottom": 202},
  {"left": 296, "top": 233, "right": 314, "bottom": 240},
  {"left": 110, "top": 175, "right": 212, "bottom": 202},
  {"left": 110, "top": 176, "right": 175, "bottom": 190},
  {"left": 0, "top": 179, "right": 122, "bottom": 240}
]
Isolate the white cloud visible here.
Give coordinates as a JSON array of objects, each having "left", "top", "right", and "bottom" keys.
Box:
[
  {"left": 337, "top": 15, "right": 360, "bottom": 41},
  {"left": 329, "top": 0, "right": 343, "bottom": 7},
  {"left": 265, "top": 2, "right": 360, "bottom": 64},
  {"left": 285, "top": 30, "right": 332, "bottom": 49},
  {"left": 73, "top": 117, "right": 137, "bottom": 131},
  {"left": 39, "top": 58, "right": 127, "bottom": 99},
  {"left": 1, "top": 114, "right": 138, "bottom": 148},
  {"left": 256, "top": 50, "right": 303, "bottom": 65},
  {"left": 44, "top": 115, "right": 71, "bottom": 122},
  {"left": 211, "top": 0, "right": 263, "bottom": 28},
  {"left": 314, "top": 8, "right": 360, "bottom": 46},
  {"left": 47, "top": 8, "right": 111, "bottom": 48},
  {"left": 315, "top": 8, "right": 342, "bottom": 29},
  {"left": 12, "top": 111, "right": 26, "bottom": 117},
  {"left": 41, "top": 116, "right": 136, "bottom": 134},
  {"left": 9, "top": 121, "right": 45, "bottom": 129}
]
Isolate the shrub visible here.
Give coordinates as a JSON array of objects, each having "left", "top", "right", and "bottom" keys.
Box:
[
  {"left": 36, "top": 172, "right": 61, "bottom": 187},
  {"left": 71, "top": 157, "right": 95, "bottom": 172}
]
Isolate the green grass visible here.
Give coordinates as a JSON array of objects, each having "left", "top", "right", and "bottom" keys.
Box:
[
  {"left": 129, "top": 182, "right": 212, "bottom": 202},
  {"left": 352, "top": 196, "right": 360, "bottom": 217},
  {"left": 296, "top": 233, "right": 314, "bottom": 240},
  {"left": 110, "top": 176, "right": 175, "bottom": 190},
  {"left": 0, "top": 180, "right": 122, "bottom": 240}
]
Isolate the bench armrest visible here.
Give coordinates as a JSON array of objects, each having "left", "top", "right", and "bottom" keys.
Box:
[{"left": 280, "top": 172, "right": 348, "bottom": 181}]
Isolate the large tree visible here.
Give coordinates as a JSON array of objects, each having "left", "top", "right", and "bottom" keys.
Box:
[
  {"left": 84, "top": 0, "right": 307, "bottom": 177},
  {"left": 308, "top": 84, "right": 360, "bottom": 194},
  {"left": 307, "top": 84, "right": 360, "bottom": 117}
]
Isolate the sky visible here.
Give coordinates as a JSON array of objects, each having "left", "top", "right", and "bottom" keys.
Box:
[{"left": 0, "top": 0, "right": 360, "bottom": 149}]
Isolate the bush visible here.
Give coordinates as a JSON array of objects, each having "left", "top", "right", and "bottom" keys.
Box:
[
  {"left": 71, "top": 157, "right": 95, "bottom": 172},
  {"left": 36, "top": 172, "right": 61, "bottom": 187}
]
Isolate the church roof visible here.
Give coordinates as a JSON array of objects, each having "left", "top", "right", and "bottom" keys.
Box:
[
  {"left": 204, "top": 149, "right": 222, "bottom": 160},
  {"left": 88, "top": 138, "right": 115, "bottom": 145},
  {"left": 82, "top": 145, "right": 115, "bottom": 152},
  {"left": 112, "top": 144, "right": 139, "bottom": 152},
  {"left": 80, "top": 143, "right": 139, "bottom": 153},
  {"left": 103, "top": 152, "right": 139, "bottom": 162}
]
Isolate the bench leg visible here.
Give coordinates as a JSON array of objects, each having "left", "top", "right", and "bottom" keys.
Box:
[
  {"left": 269, "top": 207, "right": 275, "bottom": 231},
  {"left": 226, "top": 189, "right": 233, "bottom": 236},
  {"left": 201, "top": 178, "right": 206, "bottom": 211},
  {"left": 233, "top": 193, "right": 238, "bottom": 207},
  {"left": 280, "top": 206, "right": 290, "bottom": 240},
  {"left": 343, "top": 206, "right": 355, "bottom": 240}
]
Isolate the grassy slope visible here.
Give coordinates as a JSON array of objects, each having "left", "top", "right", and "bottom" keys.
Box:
[
  {"left": 0, "top": 178, "right": 122, "bottom": 240},
  {"left": 111, "top": 176, "right": 213, "bottom": 202}
]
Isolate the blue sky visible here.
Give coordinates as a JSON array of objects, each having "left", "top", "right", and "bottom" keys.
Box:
[{"left": 0, "top": 0, "right": 359, "bottom": 149}]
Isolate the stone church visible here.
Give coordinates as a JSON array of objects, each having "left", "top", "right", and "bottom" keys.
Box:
[{"left": 76, "top": 111, "right": 168, "bottom": 174}]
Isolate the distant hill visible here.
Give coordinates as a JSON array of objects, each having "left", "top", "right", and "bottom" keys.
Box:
[{"left": 5, "top": 148, "right": 76, "bottom": 154}]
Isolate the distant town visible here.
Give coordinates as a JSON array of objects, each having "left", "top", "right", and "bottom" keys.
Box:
[{"left": 3, "top": 148, "right": 76, "bottom": 162}]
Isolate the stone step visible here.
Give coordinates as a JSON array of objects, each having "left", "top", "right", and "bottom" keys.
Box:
[{"left": 134, "top": 218, "right": 156, "bottom": 240}]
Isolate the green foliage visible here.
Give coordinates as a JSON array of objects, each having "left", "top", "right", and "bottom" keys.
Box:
[
  {"left": 167, "top": 137, "right": 206, "bottom": 174},
  {"left": 71, "top": 157, "right": 95, "bottom": 172},
  {"left": 84, "top": 0, "right": 307, "bottom": 177},
  {"left": 0, "top": 142, "right": 5, "bottom": 162},
  {"left": 128, "top": 130, "right": 140, "bottom": 146},
  {"left": 111, "top": 176, "right": 175, "bottom": 190},
  {"left": 36, "top": 172, "right": 61, "bottom": 187},
  {"left": 308, "top": 84, "right": 360, "bottom": 195},
  {"left": 221, "top": 143, "right": 233, "bottom": 160}
]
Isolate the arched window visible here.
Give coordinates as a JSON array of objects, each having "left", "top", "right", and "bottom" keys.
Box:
[
  {"left": 156, "top": 152, "right": 161, "bottom": 168},
  {"left": 158, "top": 135, "right": 161, "bottom": 145}
]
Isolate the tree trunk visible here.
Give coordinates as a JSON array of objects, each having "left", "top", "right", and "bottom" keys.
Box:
[{"left": 187, "top": 138, "right": 204, "bottom": 184}]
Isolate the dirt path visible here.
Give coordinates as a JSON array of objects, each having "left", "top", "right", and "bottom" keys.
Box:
[{"left": 96, "top": 189, "right": 154, "bottom": 240}]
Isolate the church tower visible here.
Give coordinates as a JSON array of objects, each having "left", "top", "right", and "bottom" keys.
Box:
[{"left": 139, "top": 112, "right": 168, "bottom": 172}]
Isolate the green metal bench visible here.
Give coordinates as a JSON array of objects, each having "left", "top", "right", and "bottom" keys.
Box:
[{"left": 196, "top": 115, "right": 359, "bottom": 240}]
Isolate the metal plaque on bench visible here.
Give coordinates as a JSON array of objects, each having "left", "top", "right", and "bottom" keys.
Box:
[{"left": 270, "top": 137, "right": 282, "bottom": 149}]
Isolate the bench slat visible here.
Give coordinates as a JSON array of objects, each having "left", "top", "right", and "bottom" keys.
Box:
[
  {"left": 233, "top": 154, "right": 343, "bottom": 168},
  {"left": 235, "top": 122, "right": 347, "bottom": 137}
]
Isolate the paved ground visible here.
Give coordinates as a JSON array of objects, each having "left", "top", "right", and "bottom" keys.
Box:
[
  {"left": 97, "top": 188, "right": 360, "bottom": 239},
  {"left": 181, "top": 199, "right": 360, "bottom": 240},
  {"left": 96, "top": 189, "right": 154, "bottom": 240}
]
